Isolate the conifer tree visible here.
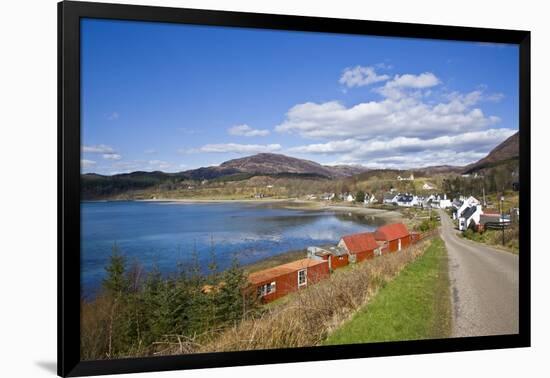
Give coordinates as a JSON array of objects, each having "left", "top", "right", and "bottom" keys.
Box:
[{"left": 103, "top": 243, "right": 129, "bottom": 296}]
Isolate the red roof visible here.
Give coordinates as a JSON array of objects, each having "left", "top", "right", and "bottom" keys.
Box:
[
  {"left": 375, "top": 223, "right": 409, "bottom": 241},
  {"left": 248, "top": 258, "right": 327, "bottom": 285},
  {"left": 340, "top": 232, "right": 378, "bottom": 254}
]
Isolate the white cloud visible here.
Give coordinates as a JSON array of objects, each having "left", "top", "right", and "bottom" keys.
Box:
[
  {"left": 81, "top": 159, "right": 96, "bottom": 168},
  {"left": 144, "top": 148, "right": 157, "bottom": 154},
  {"left": 275, "top": 81, "right": 500, "bottom": 140},
  {"left": 339, "top": 66, "right": 390, "bottom": 88},
  {"left": 485, "top": 92, "right": 505, "bottom": 102},
  {"left": 228, "top": 124, "right": 270, "bottom": 137},
  {"left": 193, "top": 143, "right": 282, "bottom": 154},
  {"left": 385, "top": 72, "right": 440, "bottom": 89},
  {"left": 288, "top": 128, "right": 515, "bottom": 168},
  {"left": 376, "top": 72, "right": 440, "bottom": 99},
  {"left": 104, "top": 159, "right": 176, "bottom": 174},
  {"left": 103, "top": 153, "right": 122, "bottom": 160},
  {"left": 349, "top": 150, "right": 488, "bottom": 169},
  {"left": 82, "top": 144, "right": 115, "bottom": 154}
]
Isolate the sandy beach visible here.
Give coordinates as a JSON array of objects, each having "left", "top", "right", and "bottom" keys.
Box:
[{"left": 138, "top": 198, "right": 403, "bottom": 220}]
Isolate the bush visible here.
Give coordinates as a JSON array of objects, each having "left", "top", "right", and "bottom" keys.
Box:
[
  {"left": 81, "top": 246, "right": 259, "bottom": 360},
  {"left": 417, "top": 218, "right": 439, "bottom": 233}
]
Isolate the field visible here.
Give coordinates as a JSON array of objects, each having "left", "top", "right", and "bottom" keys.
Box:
[{"left": 324, "top": 237, "right": 451, "bottom": 344}]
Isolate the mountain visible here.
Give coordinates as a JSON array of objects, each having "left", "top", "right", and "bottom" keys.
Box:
[
  {"left": 218, "top": 153, "right": 368, "bottom": 178},
  {"left": 462, "top": 132, "right": 519, "bottom": 174},
  {"left": 81, "top": 153, "right": 370, "bottom": 199}
]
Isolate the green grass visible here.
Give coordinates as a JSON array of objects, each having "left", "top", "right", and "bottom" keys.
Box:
[
  {"left": 462, "top": 228, "right": 519, "bottom": 254},
  {"left": 324, "top": 237, "right": 451, "bottom": 345}
]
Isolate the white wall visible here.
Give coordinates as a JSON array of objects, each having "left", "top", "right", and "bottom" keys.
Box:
[{"left": 1, "top": 1, "right": 548, "bottom": 377}]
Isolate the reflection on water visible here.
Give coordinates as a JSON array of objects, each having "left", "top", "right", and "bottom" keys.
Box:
[{"left": 81, "top": 201, "right": 379, "bottom": 297}]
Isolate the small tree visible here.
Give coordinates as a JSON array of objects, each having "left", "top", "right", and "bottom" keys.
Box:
[
  {"left": 215, "top": 256, "right": 256, "bottom": 324},
  {"left": 103, "top": 243, "right": 129, "bottom": 296},
  {"left": 355, "top": 191, "right": 366, "bottom": 203}
]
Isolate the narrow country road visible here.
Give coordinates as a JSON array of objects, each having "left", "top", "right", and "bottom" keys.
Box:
[{"left": 437, "top": 209, "right": 519, "bottom": 337}]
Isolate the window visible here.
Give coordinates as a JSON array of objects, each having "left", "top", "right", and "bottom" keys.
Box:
[
  {"left": 257, "top": 281, "right": 276, "bottom": 297},
  {"left": 298, "top": 269, "right": 307, "bottom": 287}
]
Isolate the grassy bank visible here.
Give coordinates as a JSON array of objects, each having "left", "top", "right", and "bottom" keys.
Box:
[
  {"left": 324, "top": 237, "right": 451, "bottom": 345},
  {"left": 155, "top": 239, "right": 432, "bottom": 355},
  {"left": 462, "top": 227, "right": 519, "bottom": 254}
]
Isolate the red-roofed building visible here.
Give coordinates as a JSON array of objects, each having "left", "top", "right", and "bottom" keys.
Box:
[
  {"left": 338, "top": 232, "right": 380, "bottom": 263},
  {"left": 248, "top": 258, "right": 329, "bottom": 303},
  {"left": 375, "top": 223, "right": 411, "bottom": 252}
]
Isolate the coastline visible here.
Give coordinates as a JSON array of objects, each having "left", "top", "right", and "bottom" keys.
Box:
[
  {"left": 85, "top": 197, "right": 403, "bottom": 220},
  {"left": 136, "top": 197, "right": 404, "bottom": 220}
]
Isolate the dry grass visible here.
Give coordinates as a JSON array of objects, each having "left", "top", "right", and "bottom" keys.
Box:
[{"left": 153, "top": 239, "right": 432, "bottom": 355}]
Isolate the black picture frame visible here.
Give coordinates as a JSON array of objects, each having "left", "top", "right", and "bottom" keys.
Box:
[{"left": 58, "top": 1, "right": 531, "bottom": 376}]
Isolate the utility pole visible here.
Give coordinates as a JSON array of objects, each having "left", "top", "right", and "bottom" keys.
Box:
[{"left": 500, "top": 194, "right": 505, "bottom": 246}]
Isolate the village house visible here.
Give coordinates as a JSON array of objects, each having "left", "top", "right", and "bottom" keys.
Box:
[
  {"left": 454, "top": 196, "right": 480, "bottom": 219},
  {"left": 383, "top": 192, "right": 400, "bottom": 205},
  {"left": 458, "top": 204, "right": 483, "bottom": 231},
  {"left": 479, "top": 212, "right": 504, "bottom": 231},
  {"left": 425, "top": 194, "right": 451, "bottom": 209},
  {"left": 320, "top": 192, "right": 335, "bottom": 201},
  {"left": 396, "top": 193, "right": 419, "bottom": 207},
  {"left": 477, "top": 209, "right": 513, "bottom": 231},
  {"left": 338, "top": 232, "right": 380, "bottom": 263},
  {"left": 363, "top": 193, "right": 377, "bottom": 206},
  {"left": 422, "top": 182, "right": 435, "bottom": 190},
  {"left": 437, "top": 198, "right": 452, "bottom": 209},
  {"left": 307, "top": 245, "right": 349, "bottom": 270},
  {"left": 397, "top": 173, "right": 415, "bottom": 181},
  {"left": 374, "top": 223, "right": 411, "bottom": 252},
  {"left": 345, "top": 193, "right": 355, "bottom": 202},
  {"left": 248, "top": 258, "right": 330, "bottom": 303}
]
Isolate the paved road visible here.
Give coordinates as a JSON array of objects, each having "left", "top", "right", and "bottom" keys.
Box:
[{"left": 437, "top": 209, "right": 519, "bottom": 337}]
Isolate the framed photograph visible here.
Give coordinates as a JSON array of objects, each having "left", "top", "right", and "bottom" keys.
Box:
[{"left": 58, "top": 1, "right": 530, "bottom": 376}]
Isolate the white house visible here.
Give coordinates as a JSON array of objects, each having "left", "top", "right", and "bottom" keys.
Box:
[
  {"left": 383, "top": 192, "right": 399, "bottom": 205},
  {"left": 423, "top": 182, "right": 435, "bottom": 190},
  {"left": 396, "top": 194, "right": 419, "bottom": 207},
  {"left": 459, "top": 204, "right": 483, "bottom": 231},
  {"left": 364, "top": 193, "right": 377, "bottom": 206},
  {"left": 397, "top": 173, "right": 415, "bottom": 181},
  {"left": 438, "top": 199, "right": 452, "bottom": 209},
  {"left": 456, "top": 196, "right": 480, "bottom": 219},
  {"left": 321, "top": 193, "right": 335, "bottom": 201},
  {"left": 345, "top": 193, "right": 355, "bottom": 202},
  {"left": 428, "top": 194, "right": 452, "bottom": 209}
]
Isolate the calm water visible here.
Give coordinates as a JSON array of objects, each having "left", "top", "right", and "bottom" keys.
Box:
[{"left": 81, "top": 201, "right": 382, "bottom": 297}]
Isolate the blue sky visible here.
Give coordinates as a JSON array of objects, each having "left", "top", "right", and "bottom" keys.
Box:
[{"left": 81, "top": 18, "right": 519, "bottom": 174}]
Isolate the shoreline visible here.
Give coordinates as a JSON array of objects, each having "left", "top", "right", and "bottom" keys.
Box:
[
  {"left": 94, "top": 197, "right": 404, "bottom": 220},
  {"left": 82, "top": 198, "right": 404, "bottom": 299}
]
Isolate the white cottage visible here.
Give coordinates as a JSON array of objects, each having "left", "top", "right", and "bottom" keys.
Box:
[{"left": 459, "top": 204, "right": 483, "bottom": 231}]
